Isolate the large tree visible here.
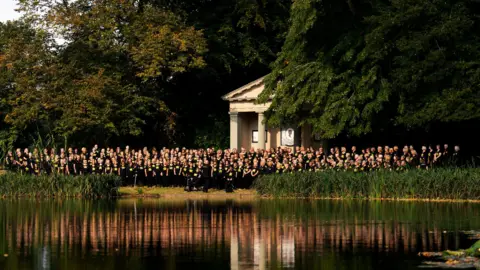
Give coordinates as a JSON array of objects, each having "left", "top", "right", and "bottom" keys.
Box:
[
  {"left": 1, "top": 0, "right": 208, "bottom": 147},
  {"left": 150, "top": 0, "right": 290, "bottom": 147},
  {"left": 0, "top": 20, "right": 56, "bottom": 151},
  {"left": 0, "top": 0, "right": 290, "bottom": 150},
  {"left": 260, "top": 0, "right": 480, "bottom": 140}
]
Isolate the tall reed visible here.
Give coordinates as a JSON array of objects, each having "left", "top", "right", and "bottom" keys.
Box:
[
  {"left": 0, "top": 173, "right": 121, "bottom": 198},
  {"left": 253, "top": 168, "right": 480, "bottom": 200},
  {"left": 29, "top": 130, "right": 57, "bottom": 155}
]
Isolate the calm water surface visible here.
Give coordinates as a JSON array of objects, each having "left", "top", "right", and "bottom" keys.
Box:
[{"left": 0, "top": 198, "right": 479, "bottom": 270}]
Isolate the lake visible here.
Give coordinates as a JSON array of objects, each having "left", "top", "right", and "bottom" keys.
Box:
[{"left": 0, "top": 198, "right": 479, "bottom": 270}]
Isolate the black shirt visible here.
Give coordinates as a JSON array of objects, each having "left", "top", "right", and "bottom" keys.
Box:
[{"left": 201, "top": 165, "right": 210, "bottom": 178}]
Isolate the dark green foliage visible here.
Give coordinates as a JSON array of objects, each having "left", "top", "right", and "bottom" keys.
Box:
[
  {"left": 152, "top": 0, "right": 290, "bottom": 147},
  {"left": 0, "top": 0, "right": 290, "bottom": 149},
  {"left": 260, "top": 0, "right": 480, "bottom": 139},
  {"left": 193, "top": 114, "right": 229, "bottom": 149},
  {"left": 158, "top": 0, "right": 290, "bottom": 70},
  {"left": 4, "top": 0, "right": 479, "bottom": 148},
  {"left": 254, "top": 168, "right": 480, "bottom": 200},
  {"left": 0, "top": 173, "right": 121, "bottom": 198},
  {"left": 0, "top": 2, "right": 208, "bottom": 147}
]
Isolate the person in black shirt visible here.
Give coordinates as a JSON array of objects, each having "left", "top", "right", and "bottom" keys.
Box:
[
  {"left": 217, "top": 162, "right": 225, "bottom": 190},
  {"left": 167, "top": 161, "right": 174, "bottom": 187},
  {"left": 21, "top": 160, "right": 31, "bottom": 175},
  {"left": 264, "top": 160, "right": 275, "bottom": 174},
  {"left": 306, "top": 161, "right": 315, "bottom": 172},
  {"left": 242, "top": 164, "right": 252, "bottom": 188},
  {"left": 452, "top": 145, "right": 463, "bottom": 167},
  {"left": 211, "top": 159, "right": 218, "bottom": 189},
  {"left": 60, "top": 158, "right": 69, "bottom": 175},
  {"left": 173, "top": 162, "right": 182, "bottom": 187},
  {"left": 201, "top": 160, "right": 211, "bottom": 192},
  {"left": 41, "top": 156, "right": 51, "bottom": 175},
  {"left": 76, "top": 155, "right": 83, "bottom": 175},
  {"left": 161, "top": 161, "right": 168, "bottom": 187},
  {"left": 126, "top": 160, "right": 136, "bottom": 186},
  {"left": 250, "top": 164, "right": 259, "bottom": 187},
  {"left": 67, "top": 156, "right": 75, "bottom": 175},
  {"left": 443, "top": 144, "right": 450, "bottom": 165},
  {"left": 275, "top": 163, "right": 283, "bottom": 174},
  {"left": 112, "top": 158, "right": 119, "bottom": 176},
  {"left": 232, "top": 162, "right": 240, "bottom": 189},
  {"left": 410, "top": 149, "right": 419, "bottom": 168},
  {"left": 153, "top": 159, "right": 160, "bottom": 186},
  {"left": 427, "top": 146, "right": 434, "bottom": 166},
  {"left": 97, "top": 158, "right": 104, "bottom": 175},
  {"left": 391, "top": 146, "right": 400, "bottom": 158},
  {"left": 32, "top": 163, "right": 41, "bottom": 176},
  {"left": 3, "top": 143, "right": 472, "bottom": 195},
  {"left": 225, "top": 165, "right": 234, "bottom": 193},
  {"left": 137, "top": 160, "right": 145, "bottom": 186},
  {"left": 419, "top": 146, "right": 428, "bottom": 169},
  {"left": 120, "top": 159, "right": 127, "bottom": 185},
  {"left": 433, "top": 145, "right": 442, "bottom": 166},
  {"left": 80, "top": 159, "right": 88, "bottom": 175},
  {"left": 146, "top": 160, "right": 154, "bottom": 186},
  {"left": 340, "top": 147, "right": 347, "bottom": 161},
  {"left": 184, "top": 161, "right": 195, "bottom": 192},
  {"left": 104, "top": 159, "right": 112, "bottom": 175},
  {"left": 4, "top": 151, "right": 13, "bottom": 171}
]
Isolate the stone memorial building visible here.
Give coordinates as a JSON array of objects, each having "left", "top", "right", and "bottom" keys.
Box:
[{"left": 222, "top": 76, "right": 324, "bottom": 150}]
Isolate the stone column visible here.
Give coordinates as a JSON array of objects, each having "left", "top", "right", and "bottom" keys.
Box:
[
  {"left": 229, "top": 112, "right": 240, "bottom": 150},
  {"left": 257, "top": 112, "right": 266, "bottom": 150}
]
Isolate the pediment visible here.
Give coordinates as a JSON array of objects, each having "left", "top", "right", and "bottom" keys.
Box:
[{"left": 222, "top": 76, "right": 267, "bottom": 102}]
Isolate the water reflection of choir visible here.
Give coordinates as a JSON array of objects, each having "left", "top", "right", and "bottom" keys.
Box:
[
  {"left": 3, "top": 144, "right": 464, "bottom": 191},
  {"left": 2, "top": 202, "right": 464, "bottom": 262}
]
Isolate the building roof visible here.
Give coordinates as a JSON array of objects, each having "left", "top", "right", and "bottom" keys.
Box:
[{"left": 221, "top": 75, "right": 267, "bottom": 102}]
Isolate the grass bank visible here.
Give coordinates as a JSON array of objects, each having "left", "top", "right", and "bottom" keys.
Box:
[
  {"left": 118, "top": 186, "right": 256, "bottom": 199},
  {"left": 0, "top": 173, "right": 121, "bottom": 197},
  {"left": 253, "top": 168, "right": 480, "bottom": 200},
  {"left": 2, "top": 168, "right": 480, "bottom": 200}
]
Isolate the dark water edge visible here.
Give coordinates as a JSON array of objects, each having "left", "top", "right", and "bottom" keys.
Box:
[{"left": 0, "top": 199, "right": 479, "bottom": 270}]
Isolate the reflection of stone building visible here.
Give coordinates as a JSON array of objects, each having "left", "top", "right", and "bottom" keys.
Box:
[
  {"left": 2, "top": 201, "right": 465, "bottom": 269},
  {"left": 222, "top": 76, "right": 324, "bottom": 150},
  {"left": 229, "top": 213, "right": 295, "bottom": 270}
]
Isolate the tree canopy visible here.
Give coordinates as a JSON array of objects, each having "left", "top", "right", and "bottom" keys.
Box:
[
  {"left": 260, "top": 0, "right": 480, "bottom": 139},
  {"left": 0, "top": 0, "right": 290, "bottom": 150},
  {"left": 1, "top": 0, "right": 479, "bottom": 153}
]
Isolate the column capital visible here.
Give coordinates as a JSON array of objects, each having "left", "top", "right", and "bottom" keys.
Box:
[
  {"left": 255, "top": 110, "right": 265, "bottom": 115},
  {"left": 229, "top": 111, "right": 239, "bottom": 116}
]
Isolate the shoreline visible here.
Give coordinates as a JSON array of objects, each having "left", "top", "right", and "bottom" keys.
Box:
[
  {"left": 118, "top": 187, "right": 258, "bottom": 199},
  {"left": 116, "top": 187, "right": 480, "bottom": 203},
  {"left": 1, "top": 185, "right": 479, "bottom": 202},
  {"left": 1, "top": 169, "right": 479, "bottom": 202}
]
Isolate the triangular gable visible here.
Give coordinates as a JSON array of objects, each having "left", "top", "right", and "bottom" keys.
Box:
[{"left": 222, "top": 76, "right": 267, "bottom": 102}]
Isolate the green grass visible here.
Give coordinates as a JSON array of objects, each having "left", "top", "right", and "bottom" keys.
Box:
[
  {"left": 0, "top": 173, "right": 121, "bottom": 198},
  {"left": 253, "top": 168, "right": 480, "bottom": 200},
  {"left": 3, "top": 168, "right": 480, "bottom": 200}
]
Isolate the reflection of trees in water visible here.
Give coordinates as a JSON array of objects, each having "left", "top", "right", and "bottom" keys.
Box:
[{"left": 0, "top": 200, "right": 469, "bottom": 267}]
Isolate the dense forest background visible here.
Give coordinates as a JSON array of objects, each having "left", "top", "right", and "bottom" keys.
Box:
[{"left": 0, "top": 0, "right": 479, "bottom": 155}]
